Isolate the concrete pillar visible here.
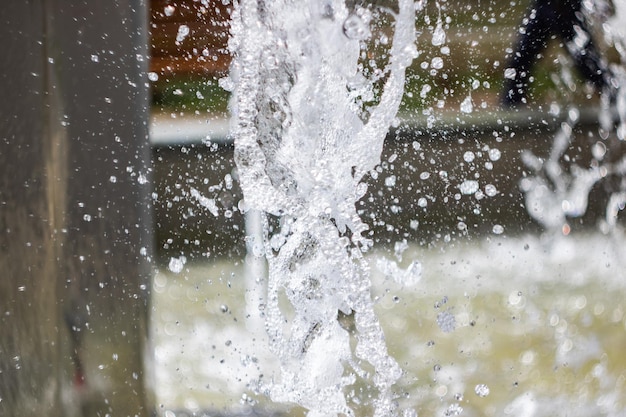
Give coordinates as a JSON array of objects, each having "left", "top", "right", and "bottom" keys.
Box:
[{"left": 0, "top": 1, "right": 153, "bottom": 416}]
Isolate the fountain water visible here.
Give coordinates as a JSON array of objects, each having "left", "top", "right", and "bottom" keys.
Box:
[
  {"left": 226, "top": 0, "right": 418, "bottom": 415},
  {"left": 205, "top": 1, "right": 626, "bottom": 416},
  {"left": 519, "top": 2, "right": 626, "bottom": 235}
]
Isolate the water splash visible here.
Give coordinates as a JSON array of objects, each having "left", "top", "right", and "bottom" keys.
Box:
[
  {"left": 521, "top": 60, "right": 626, "bottom": 233},
  {"left": 228, "top": 1, "right": 417, "bottom": 416}
]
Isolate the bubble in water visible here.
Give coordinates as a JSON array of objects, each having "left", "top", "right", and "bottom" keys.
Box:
[
  {"left": 220, "top": 304, "right": 229, "bottom": 313},
  {"left": 90, "top": 54, "right": 99, "bottom": 63},
  {"left": 463, "top": 151, "right": 475, "bottom": 163},
  {"left": 475, "top": 384, "right": 490, "bottom": 397},
  {"left": 492, "top": 224, "right": 504, "bottom": 234},
  {"left": 168, "top": 256, "right": 186, "bottom": 274}
]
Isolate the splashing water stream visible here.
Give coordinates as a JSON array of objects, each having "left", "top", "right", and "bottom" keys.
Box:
[
  {"left": 221, "top": 0, "right": 626, "bottom": 415},
  {"left": 227, "top": 0, "right": 417, "bottom": 415}
]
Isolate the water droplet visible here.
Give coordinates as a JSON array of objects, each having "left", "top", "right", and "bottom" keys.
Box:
[
  {"left": 591, "top": 141, "right": 607, "bottom": 160},
  {"left": 459, "top": 180, "right": 479, "bottom": 195},
  {"left": 164, "top": 5, "right": 175, "bottom": 16},
  {"left": 444, "top": 403, "right": 463, "bottom": 416},
  {"left": 492, "top": 224, "right": 504, "bottom": 235},
  {"left": 460, "top": 95, "right": 473, "bottom": 113},
  {"left": 432, "top": 22, "right": 446, "bottom": 46},
  {"left": 431, "top": 57, "right": 444, "bottom": 69},
  {"left": 488, "top": 148, "right": 501, "bottom": 161},
  {"left": 485, "top": 184, "right": 498, "bottom": 197},
  {"left": 91, "top": 54, "right": 99, "bottom": 63},
  {"left": 343, "top": 14, "right": 370, "bottom": 40},
  {"left": 148, "top": 72, "right": 159, "bottom": 82},
  {"left": 474, "top": 383, "right": 490, "bottom": 397},
  {"left": 168, "top": 256, "right": 186, "bottom": 274},
  {"left": 402, "top": 409, "right": 417, "bottom": 417},
  {"left": 176, "top": 25, "right": 190, "bottom": 43},
  {"left": 437, "top": 310, "right": 456, "bottom": 332},
  {"left": 504, "top": 68, "right": 517, "bottom": 79},
  {"left": 218, "top": 76, "right": 234, "bottom": 92}
]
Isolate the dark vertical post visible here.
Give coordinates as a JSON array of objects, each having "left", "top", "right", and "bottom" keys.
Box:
[
  {"left": 49, "top": 0, "right": 154, "bottom": 415},
  {"left": 0, "top": 1, "right": 153, "bottom": 416},
  {"left": 0, "top": 2, "right": 65, "bottom": 416}
]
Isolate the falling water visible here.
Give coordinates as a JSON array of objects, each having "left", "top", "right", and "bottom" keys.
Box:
[{"left": 226, "top": 0, "right": 418, "bottom": 415}]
